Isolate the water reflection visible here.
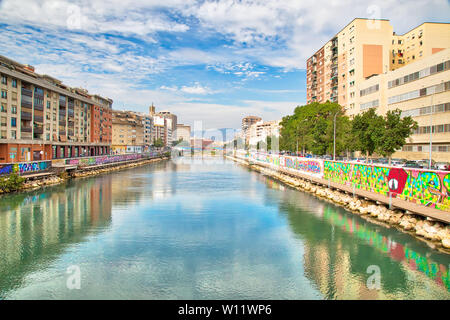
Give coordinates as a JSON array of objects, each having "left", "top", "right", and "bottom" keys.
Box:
[
  {"left": 0, "top": 158, "right": 448, "bottom": 299},
  {"left": 264, "top": 175, "right": 450, "bottom": 299},
  {"left": 0, "top": 176, "right": 112, "bottom": 298}
]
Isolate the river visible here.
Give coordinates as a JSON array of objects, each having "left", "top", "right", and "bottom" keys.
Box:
[{"left": 0, "top": 157, "right": 448, "bottom": 299}]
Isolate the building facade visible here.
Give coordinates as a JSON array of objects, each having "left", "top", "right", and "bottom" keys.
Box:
[
  {"left": 306, "top": 19, "right": 449, "bottom": 116},
  {"left": 358, "top": 48, "right": 450, "bottom": 161},
  {"left": 176, "top": 124, "right": 191, "bottom": 143},
  {"left": 0, "top": 55, "right": 113, "bottom": 163},
  {"left": 248, "top": 120, "right": 281, "bottom": 147},
  {"left": 241, "top": 115, "right": 262, "bottom": 145},
  {"left": 111, "top": 110, "right": 144, "bottom": 154},
  {"left": 306, "top": 20, "right": 450, "bottom": 161}
]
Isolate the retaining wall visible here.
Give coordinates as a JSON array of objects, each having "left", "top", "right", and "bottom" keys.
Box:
[{"left": 237, "top": 151, "right": 450, "bottom": 213}]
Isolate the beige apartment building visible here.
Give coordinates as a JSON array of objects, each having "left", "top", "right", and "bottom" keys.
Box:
[
  {"left": 176, "top": 124, "right": 191, "bottom": 142},
  {"left": 358, "top": 48, "right": 449, "bottom": 161},
  {"left": 111, "top": 110, "right": 144, "bottom": 154},
  {"left": 248, "top": 120, "right": 281, "bottom": 148},
  {"left": 307, "top": 19, "right": 449, "bottom": 114},
  {"left": 0, "top": 55, "right": 113, "bottom": 163},
  {"left": 306, "top": 19, "right": 450, "bottom": 161},
  {"left": 242, "top": 115, "right": 262, "bottom": 145}
]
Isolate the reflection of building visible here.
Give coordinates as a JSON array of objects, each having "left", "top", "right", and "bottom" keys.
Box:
[
  {"left": 176, "top": 124, "right": 191, "bottom": 142},
  {"left": 279, "top": 189, "right": 450, "bottom": 299},
  {"left": 111, "top": 110, "right": 144, "bottom": 154},
  {"left": 0, "top": 176, "right": 112, "bottom": 296},
  {"left": 0, "top": 55, "right": 113, "bottom": 163}
]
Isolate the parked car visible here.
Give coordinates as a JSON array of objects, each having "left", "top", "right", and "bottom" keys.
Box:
[
  {"left": 403, "top": 160, "right": 423, "bottom": 169},
  {"left": 435, "top": 162, "right": 450, "bottom": 171}
]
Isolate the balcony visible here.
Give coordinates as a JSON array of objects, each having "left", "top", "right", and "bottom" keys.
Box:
[
  {"left": 21, "top": 101, "right": 32, "bottom": 109},
  {"left": 21, "top": 88, "right": 32, "bottom": 97},
  {"left": 34, "top": 104, "right": 44, "bottom": 111},
  {"left": 21, "top": 111, "right": 32, "bottom": 121},
  {"left": 34, "top": 115, "right": 43, "bottom": 123},
  {"left": 33, "top": 127, "right": 43, "bottom": 134},
  {"left": 21, "top": 126, "right": 32, "bottom": 133}
]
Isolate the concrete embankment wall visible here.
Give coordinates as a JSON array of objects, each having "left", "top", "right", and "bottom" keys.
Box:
[
  {"left": 0, "top": 153, "right": 168, "bottom": 194},
  {"left": 0, "top": 152, "right": 162, "bottom": 177},
  {"left": 233, "top": 151, "right": 450, "bottom": 223}
]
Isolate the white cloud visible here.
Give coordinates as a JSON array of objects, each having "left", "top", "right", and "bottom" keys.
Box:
[{"left": 0, "top": 0, "right": 448, "bottom": 130}]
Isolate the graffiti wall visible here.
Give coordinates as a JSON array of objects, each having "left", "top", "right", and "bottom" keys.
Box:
[
  {"left": 323, "top": 161, "right": 450, "bottom": 212},
  {"left": 66, "top": 152, "right": 159, "bottom": 167},
  {"left": 0, "top": 161, "right": 51, "bottom": 176},
  {"left": 249, "top": 152, "right": 324, "bottom": 178},
  {"left": 246, "top": 152, "right": 450, "bottom": 212}
]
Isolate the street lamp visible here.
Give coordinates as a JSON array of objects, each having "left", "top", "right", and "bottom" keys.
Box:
[
  {"left": 429, "top": 79, "right": 444, "bottom": 169},
  {"left": 333, "top": 111, "right": 338, "bottom": 160}
]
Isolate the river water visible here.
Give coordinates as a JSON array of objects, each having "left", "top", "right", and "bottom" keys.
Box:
[{"left": 0, "top": 157, "right": 449, "bottom": 299}]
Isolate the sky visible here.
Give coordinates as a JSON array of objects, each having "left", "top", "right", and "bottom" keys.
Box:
[{"left": 0, "top": 0, "right": 449, "bottom": 130}]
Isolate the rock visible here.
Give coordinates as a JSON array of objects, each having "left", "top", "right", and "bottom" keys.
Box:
[{"left": 442, "top": 238, "right": 450, "bottom": 249}]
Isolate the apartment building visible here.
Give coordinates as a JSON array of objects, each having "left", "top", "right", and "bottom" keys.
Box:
[
  {"left": 0, "top": 55, "right": 113, "bottom": 163},
  {"left": 142, "top": 114, "right": 153, "bottom": 151},
  {"left": 306, "top": 19, "right": 450, "bottom": 161},
  {"left": 111, "top": 110, "right": 144, "bottom": 154},
  {"left": 157, "top": 110, "right": 177, "bottom": 142},
  {"left": 152, "top": 114, "right": 173, "bottom": 147},
  {"left": 248, "top": 120, "right": 281, "bottom": 147},
  {"left": 241, "top": 115, "right": 262, "bottom": 145},
  {"left": 358, "top": 48, "right": 450, "bottom": 161},
  {"left": 306, "top": 19, "right": 449, "bottom": 116},
  {"left": 176, "top": 124, "right": 191, "bottom": 142}
]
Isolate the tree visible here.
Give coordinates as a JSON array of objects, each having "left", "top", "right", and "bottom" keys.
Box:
[
  {"left": 375, "top": 109, "right": 418, "bottom": 164},
  {"left": 351, "top": 108, "right": 385, "bottom": 161},
  {"left": 153, "top": 138, "right": 164, "bottom": 148},
  {"left": 279, "top": 101, "right": 352, "bottom": 156}
]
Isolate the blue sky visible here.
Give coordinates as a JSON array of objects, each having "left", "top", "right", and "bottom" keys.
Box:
[{"left": 0, "top": 0, "right": 449, "bottom": 129}]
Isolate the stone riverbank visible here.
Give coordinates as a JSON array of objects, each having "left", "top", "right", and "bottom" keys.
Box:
[{"left": 0, "top": 156, "right": 169, "bottom": 195}]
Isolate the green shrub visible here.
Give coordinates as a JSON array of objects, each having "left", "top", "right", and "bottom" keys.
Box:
[{"left": 0, "top": 173, "right": 25, "bottom": 192}]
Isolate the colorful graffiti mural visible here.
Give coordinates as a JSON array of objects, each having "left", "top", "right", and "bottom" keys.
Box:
[
  {"left": 66, "top": 152, "right": 158, "bottom": 167},
  {"left": 323, "top": 161, "right": 450, "bottom": 212},
  {"left": 0, "top": 161, "right": 50, "bottom": 176},
  {"left": 245, "top": 152, "right": 450, "bottom": 212},
  {"left": 249, "top": 152, "right": 324, "bottom": 178}
]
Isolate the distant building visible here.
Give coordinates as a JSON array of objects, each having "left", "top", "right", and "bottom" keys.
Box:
[
  {"left": 248, "top": 120, "right": 281, "bottom": 147},
  {"left": 241, "top": 115, "right": 262, "bottom": 145},
  {"left": 111, "top": 110, "right": 144, "bottom": 154},
  {"left": 157, "top": 110, "right": 177, "bottom": 142},
  {"left": 176, "top": 124, "right": 191, "bottom": 143}
]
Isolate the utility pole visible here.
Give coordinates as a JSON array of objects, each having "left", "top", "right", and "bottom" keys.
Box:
[
  {"left": 333, "top": 112, "right": 338, "bottom": 160},
  {"left": 429, "top": 93, "right": 433, "bottom": 169}
]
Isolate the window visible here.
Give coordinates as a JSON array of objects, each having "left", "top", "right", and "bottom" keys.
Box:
[
  {"left": 1, "top": 75, "right": 6, "bottom": 85},
  {"left": 11, "top": 117, "right": 16, "bottom": 127},
  {"left": 11, "top": 130, "right": 16, "bottom": 139},
  {"left": 11, "top": 105, "right": 17, "bottom": 114},
  {"left": 47, "top": 101, "right": 51, "bottom": 109},
  {"left": 12, "top": 79, "right": 17, "bottom": 88},
  {"left": 1, "top": 103, "right": 6, "bottom": 112},
  {"left": 1, "top": 90, "right": 6, "bottom": 99}
]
